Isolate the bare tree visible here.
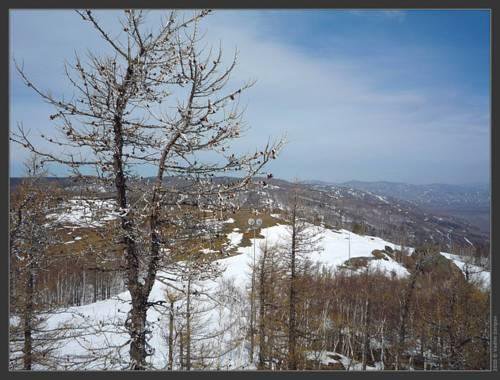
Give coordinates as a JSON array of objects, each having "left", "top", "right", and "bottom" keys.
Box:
[
  {"left": 361, "top": 268, "right": 372, "bottom": 371},
  {"left": 9, "top": 155, "right": 68, "bottom": 370},
  {"left": 12, "top": 9, "right": 284, "bottom": 369},
  {"left": 164, "top": 288, "right": 182, "bottom": 370},
  {"left": 395, "top": 245, "right": 439, "bottom": 370},
  {"left": 254, "top": 240, "right": 285, "bottom": 370},
  {"left": 280, "top": 184, "right": 323, "bottom": 370}
]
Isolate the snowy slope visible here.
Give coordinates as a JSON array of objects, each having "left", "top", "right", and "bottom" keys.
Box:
[
  {"left": 221, "top": 225, "right": 409, "bottom": 281},
  {"left": 18, "top": 223, "right": 489, "bottom": 370},
  {"left": 440, "top": 251, "right": 490, "bottom": 288}
]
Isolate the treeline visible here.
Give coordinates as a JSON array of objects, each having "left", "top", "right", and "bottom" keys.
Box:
[{"left": 251, "top": 244, "right": 489, "bottom": 371}]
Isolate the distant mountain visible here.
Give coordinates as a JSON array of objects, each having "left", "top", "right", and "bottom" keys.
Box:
[
  {"left": 10, "top": 177, "right": 74, "bottom": 190},
  {"left": 340, "top": 180, "right": 490, "bottom": 233},
  {"left": 342, "top": 180, "right": 489, "bottom": 207}
]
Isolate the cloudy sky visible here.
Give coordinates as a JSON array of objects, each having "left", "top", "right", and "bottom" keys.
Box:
[{"left": 10, "top": 9, "right": 490, "bottom": 185}]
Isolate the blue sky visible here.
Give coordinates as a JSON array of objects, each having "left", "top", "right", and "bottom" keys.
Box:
[{"left": 10, "top": 9, "right": 490, "bottom": 185}]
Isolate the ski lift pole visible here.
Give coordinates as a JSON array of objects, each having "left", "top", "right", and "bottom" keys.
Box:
[{"left": 247, "top": 217, "right": 262, "bottom": 365}]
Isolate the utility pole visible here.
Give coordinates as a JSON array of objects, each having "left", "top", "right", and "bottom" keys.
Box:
[
  {"left": 248, "top": 217, "right": 262, "bottom": 366},
  {"left": 342, "top": 214, "right": 351, "bottom": 261},
  {"left": 348, "top": 230, "right": 351, "bottom": 260}
]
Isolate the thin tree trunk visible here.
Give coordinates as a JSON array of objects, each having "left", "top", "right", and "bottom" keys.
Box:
[
  {"left": 179, "top": 331, "right": 184, "bottom": 370},
  {"left": 258, "top": 246, "right": 268, "bottom": 370},
  {"left": 186, "top": 277, "right": 192, "bottom": 370},
  {"left": 380, "top": 320, "right": 385, "bottom": 370},
  {"left": 288, "top": 210, "right": 297, "bottom": 370},
  {"left": 168, "top": 301, "right": 175, "bottom": 370},
  {"left": 93, "top": 271, "right": 98, "bottom": 303},
  {"left": 249, "top": 229, "right": 256, "bottom": 366},
  {"left": 23, "top": 261, "right": 34, "bottom": 370},
  {"left": 396, "top": 263, "right": 421, "bottom": 370},
  {"left": 361, "top": 297, "right": 371, "bottom": 370}
]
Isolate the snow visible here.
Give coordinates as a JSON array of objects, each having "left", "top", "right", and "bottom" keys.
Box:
[
  {"left": 200, "top": 248, "right": 218, "bottom": 254},
  {"left": 306, "top": 351, "right": 383, "bottom": 371},
  {"left": 464, "top": 236, "right": 474, "bottom": 247},
  {"left": 265, "top": 184, "right": 280, "bottom": 190},
  {"left": 231, "top": 225, "right": 407, "bottom": 278},
  {"left": 226, "top": 231, "right": 243, "bottom": 247},
  {"left": 375, "top": 195, "right": 388, "bottom": 204},
  {"left": 368, "top": 258, "right": 410, "bottom": 278},
  {"left": 440, "top": 252, "right": 490, "bottom": 288},
  {"left": 46, "top": 198, "right": 119, "bottom": 228}
]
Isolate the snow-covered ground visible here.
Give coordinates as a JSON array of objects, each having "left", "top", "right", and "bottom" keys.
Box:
[
  {"left": 13, "top": 222, "right": 490, "bottom": 370},
  {"left": 306, "top": 350, "right": 384, "bottom": 370},
  {"left": 46, "top": 198, "right": 119, "bottom": 228},
  {"left": 440, "top": 251, "right": 490, "bottom": 288},
  {"left": 221, "top": 225, "right": 409, "bottom": 281}
]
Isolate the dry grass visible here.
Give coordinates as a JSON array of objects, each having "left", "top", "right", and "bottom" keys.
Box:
[{"left": 45, "top": 208, "right": 283, "bottom": 267}]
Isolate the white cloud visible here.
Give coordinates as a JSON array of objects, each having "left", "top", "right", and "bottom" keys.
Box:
[
  {"left": 347, "top": 9, "right": 406, "bottom": 22},
  {"left": 10, "top": 10, "right": 489, "bottom": 184}
]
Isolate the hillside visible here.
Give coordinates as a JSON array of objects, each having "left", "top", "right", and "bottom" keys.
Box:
[
  {"left": 9, "top": 210, "right": 490, "bottom": 370},
  {"left": 10, "top": 176, "right": 491, "bottom": 260}
]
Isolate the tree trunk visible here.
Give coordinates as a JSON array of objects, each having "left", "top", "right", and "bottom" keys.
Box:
[
  {"left": 93, "top": 271, "right": 98, "bottom": 303},
  {"left": 288, "top": 212, "right": 297, "bottom": 370},
  {"left": 129, "top": 294, "right": 148, "bottom": 370},
  {"left": 168, "top": 301, "right": 175, "bottom": 370},
  {"left": 186, "top": 277, "right": 192, "bottom": 371},
  {"left": 179, "top": 331, "right": 184, "bottom": 370},
  {"left": 249, "top": 238, "right": 255, "bottom": 366},
  {"left": 380, "top": 320, "right": 385, "bottom": 370},
  {"left": 258, "top": 246, "right": 268, "bottom": 370},
  {"left": 111, "top": 64, "right": 154, "bottom": 371},
  {"left": 81, "top": 270, "right": 86, "bottom": 305},
  {"left": 396, "top": 264, "right": 420, "bottom": 370},
  {"left": 22, "top": 264, "right": 34, "bottom": 370},
  {"left": 361, "top": 297, "right": 371, "bottom": 370}
]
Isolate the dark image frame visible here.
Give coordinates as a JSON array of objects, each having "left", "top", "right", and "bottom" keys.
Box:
[{"left": 2, "top": 1, "right": 498, "bottom": 379}]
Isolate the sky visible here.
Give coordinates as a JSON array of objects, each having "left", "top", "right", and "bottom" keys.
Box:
[{"left": 9, "top": 9, "right": 491, "bottom": 185}]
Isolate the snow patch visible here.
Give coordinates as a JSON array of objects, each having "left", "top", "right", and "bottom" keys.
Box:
[{"left": 47, "top": 198, "right": 119, "bottom": 228}]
